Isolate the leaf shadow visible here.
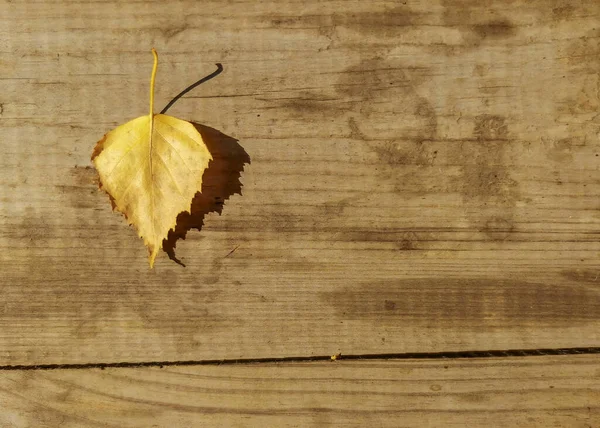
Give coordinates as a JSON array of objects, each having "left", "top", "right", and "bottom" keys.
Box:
[{"left": 162, "top": 123, "right": 250, "bottom": 266}]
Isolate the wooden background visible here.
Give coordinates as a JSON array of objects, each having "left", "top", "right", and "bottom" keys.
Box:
[{"left": 0, "top": 0, "right": 598, "bottom": 425}]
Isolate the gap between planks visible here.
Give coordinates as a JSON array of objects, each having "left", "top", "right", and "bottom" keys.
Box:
[{"left": 1, "top": 347, "right": 599, "bottom": 371}]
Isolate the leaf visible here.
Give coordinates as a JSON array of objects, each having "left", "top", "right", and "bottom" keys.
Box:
[{"left": 91, "top": 49, "right": 212, "bottom": 268}]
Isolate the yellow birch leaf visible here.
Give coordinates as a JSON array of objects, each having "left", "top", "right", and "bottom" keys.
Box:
[{"left": 91, "top": 49, "right": 212, "bottom": 268}]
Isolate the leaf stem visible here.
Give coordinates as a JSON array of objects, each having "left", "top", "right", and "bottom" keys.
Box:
[{"left": 150, "top": 48, "right": 158, "bottom": 116}]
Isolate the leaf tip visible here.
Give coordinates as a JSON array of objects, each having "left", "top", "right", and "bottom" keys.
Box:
[{"left": 148, "top": 246, "right": 159, "bottom": 269}]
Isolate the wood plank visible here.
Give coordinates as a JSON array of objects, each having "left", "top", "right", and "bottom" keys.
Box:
[
  {"left": 0, "top": 356, "right": 598, "bottom": 427},
  {"left": 0, "top": 0, "right": 599, "bottom": 364}
]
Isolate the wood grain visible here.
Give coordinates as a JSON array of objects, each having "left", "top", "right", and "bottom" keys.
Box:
[
  {"left": 0, "top": 356, "right": 598, "bottom": 427},
  {"left": 0, "top": 0, "right": 599, "bottom": 365}
]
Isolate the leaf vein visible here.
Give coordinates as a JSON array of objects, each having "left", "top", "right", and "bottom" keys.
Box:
[
  {"left": 153, "top": 149, "right": 186, "bottom": 198},
  {"left": 154, "top": 127, "right": 194, "bottom": 173},
  {"left": 104, "top": 137, "right": 139, "bottom": 179}
]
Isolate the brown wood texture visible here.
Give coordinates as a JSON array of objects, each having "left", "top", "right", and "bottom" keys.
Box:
[
  {"left": 1, "top": 0, "right": 599, "bottom": 365},
  {"left": 0, "top": 356, "right": 598, "bottom": 427}
]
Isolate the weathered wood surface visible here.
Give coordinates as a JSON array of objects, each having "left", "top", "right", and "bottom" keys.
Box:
[
  {"left": 1, "top": 356, "right": 598, "bottom": 427},
  {"left": 0, "top": 0, "right": 599, "bottom": 365}
]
